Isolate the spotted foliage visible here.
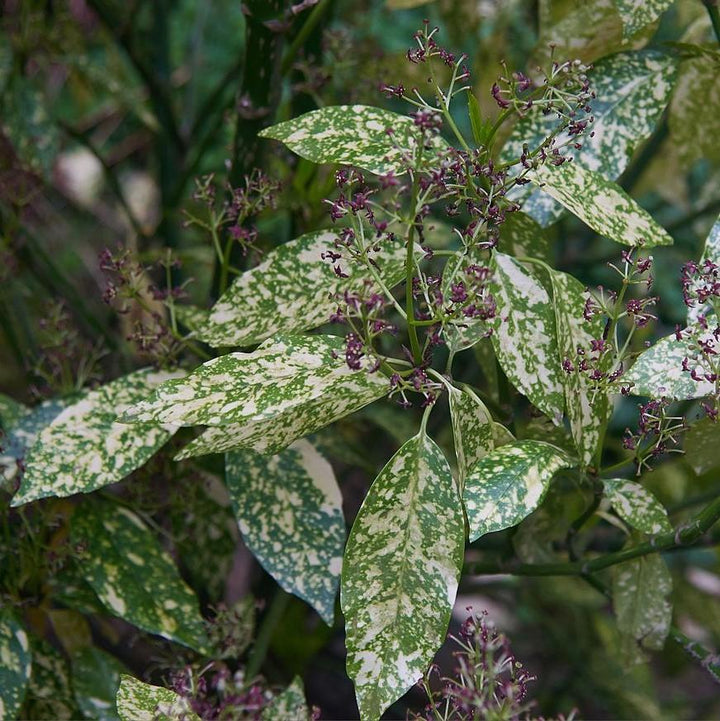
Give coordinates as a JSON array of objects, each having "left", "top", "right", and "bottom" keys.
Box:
[
  {"left": 0, "top": 609, "right": 31, "bottom": 721},
  {"left": 71, "top": 646, "right": 125, "bottom": 721},
  {"left": 614, "top": 0, "right": 674, "bottom": 37},
  {"left": 342, "top": 431, "right": 465, "bottom": 721},
  {"left": 261, "top": 677, "right": 310, "bottom": 721},
  {"left": 226, "top": 440, "right": 344, "bottom": 624},
  {"left": 688, "top": 213, "right": 720, "bottom": 324},
  {"left": 12, "top": 369, "right": 182, "bottom": 506},
  {"left": 259, "top": 105, "right": 447, "bottom": 175},
  {"left": 71, "top": 500, "right": 208, "bottom": 653},
  {"left": 197, "top": 230, "right": 407, "bottom": 347},
  {"left": 463, "top": 440, "right": 574, "bottom": 542},
  {"left": 603, "top": 479, "right": 671, "bottom": 535},
  {"left": 116, "top": 676, "right": 198, "bottom": 721},
  {"left": 504, "top": 49, "right": 677, "bottom": 225},
  {"left": 612, "top": 552, "right": 672, "bottom": 653},
  {"left": 549, "top": 268, "right": 609, "bottom": 465},
  {"left": 528, "top": 161, "right": 672, "bottom": 246},
  {"left": 488, "top": 253, "right": 565, "bottom": 422},
  {"left": 684, "top": 417, "right": 720, "bottom": 475}
]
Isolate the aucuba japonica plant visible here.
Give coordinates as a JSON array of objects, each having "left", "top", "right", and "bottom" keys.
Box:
[{"left": 3, "top": 1, "right": 720, "bottom": 719}]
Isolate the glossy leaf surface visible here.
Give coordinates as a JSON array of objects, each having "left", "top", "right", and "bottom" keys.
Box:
[
  {"left": 116, "top": 676, "right": 198, "bottom": 721},
  {"left": 603, "top": 479, "right": 672, "bottom": 535},
  {"left": 0, "top": 609, "right": 31, "bottom": 721}
]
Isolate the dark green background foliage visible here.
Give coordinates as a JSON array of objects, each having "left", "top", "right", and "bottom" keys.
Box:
[{"left": 1, "top": 1, "right": 720, "bottom": 719}]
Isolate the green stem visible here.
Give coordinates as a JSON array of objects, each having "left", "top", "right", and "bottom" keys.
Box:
[
  {"left": 280, "top": 0, "right": 333, "bottom": 76},
  {"left": 704, "top": 1, "right": 720, "bottom": 45},
  {"left": 245, "top": 587, "right": 290, "bottom": 679}
]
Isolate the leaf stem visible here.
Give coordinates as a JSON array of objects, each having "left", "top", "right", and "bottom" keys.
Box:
[{"left": 245, "top": 586, "right": 290, "bottom": 679}]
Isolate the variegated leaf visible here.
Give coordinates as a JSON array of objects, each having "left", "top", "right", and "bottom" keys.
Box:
[
  {"left": 199, "top": 231, "right": 407, "bottom": 347},
  {"left": 342, "top": 431, "right": 465, "bottom": 721},
  {"left": 528, "top": 162, "right": 672, "bottom": 246},
  {"left": 684, "top": 417, "right": 720, "bottom": 475},
  {"left": 504, "top": 49, "right": 677, "bottom": 226},
  {"left": 448, "top": 385, "right": 513, "bottom": 487},
  {"left": 488, "top": 253, "right": 565, "bottom": 421},
  {"left": 116, "top": 676, "right": 199, "bottom": 721},
  {"left": 71, "top": 500, "right": 209, "bottom": 652},
  {"left": 261, "top": 677, "right": 309, "bottom": 721},
  {"left": 226, "top": 440, "right": 344, "bottom": 624},
  {"left": 463, "top": 440, "right": 574, "bottom": 542},
  {"left": 71, "top": 647, "right": 125, "bottom": 721},
  {"left": 259, "top": 105, "right": 447, "bottom": 175},
  {"left": 12, "top": 369, "right": 182, "bottom": 506},
  {"left": 615, "top": 0, "right": 674, "bottom": 37},
  {"left": 0, "top": 393, "right": 26, "bottom": 431},
  {"left": 0, "top": 609, "right": 31, "bottom": 721},
  {"left": 688, "top": 214, "right": 720, "bottom": 324},
  {"left": 603, "top": 478, "right": 671, "bottom": 535},
  {"left": 548, "top": 268, "right": 609, "bottom": 465},
  {"left": 124, "top": 335, "right": 387, "bottom": 429},
  {"left": 623, "top": 324, "right": 716, "bottom": 400},
  {"left": 498, "top": 211, "right": 552, "bottom": 262},
  {"left": 612, "top": 552, "right": 672, "bottom": 652},
  {"left": 173, "top": 304, "right": 210, "bottom": 333}
]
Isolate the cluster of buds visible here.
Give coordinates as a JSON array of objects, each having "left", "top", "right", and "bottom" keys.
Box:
[{"left": 681, "top": 258, "right": 720, "bottom": 314}]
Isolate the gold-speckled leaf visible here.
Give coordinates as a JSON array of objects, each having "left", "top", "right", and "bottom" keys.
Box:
[
  {"left": 261, "top": 677, "right": 310, "bottom": 721},
  {"left": 116, "top": 676, "right": 199, "bottom": 721},
  {"left": 0, "top": 609, "right": 32, "bottom": 720},
  {"left": 615, "top": 0, "right": 674, "bottom": 37},
  {"left": 70, "top": 500, "right": 209, "bottom": 653},
  {"left": 603, "top": 479, "right": 671, "bottom": 535}
]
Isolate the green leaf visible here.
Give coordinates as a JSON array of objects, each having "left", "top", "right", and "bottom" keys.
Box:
[
  {"left": 623, "top": 324, "right": 715, "bottom": 400},
  {"left": 467, "top": 93, "right": 493, "bottom": 147},
  {"left": 226, "top": 440, "right": 345, "bottom": 624},
  {"left": 173, "top": 304, "right": 210, "bottom": 333},
  {"left": 261, "top": 677, "right": 310, "bottom": 721},
  {"left": 504, "top": 50, "right": 677, "bottom": 226},
  {"left": 463, "top": 440, "right": 574, "bottom": 542},
  {"left": 12, "top": 369, "right": 183, "bottom": 506},
  {"left": 124, "top": 335, "right": 387, "bottom": 428},
  {"left": 116, "top": 676, "right": 199, "bottom": 721},
  {"left": 498, "top": 211, "right": 552, "bottom": 262},
  {"left": 528, "top": 161, "right": 672, "bottom": 246},
  {"left": 448, "top": 385, "right": 512, "bottom": 487},
  {"left": 612, "top": 552, "right": 672, "bottom": 653},
  {"left": 488, "top": 253, "right": 565, "bottom": 421},
  {"left": 342, "top": 431, "right": 465, "bottom": 721},
  {"left": 71, "top": 647, "right": 125, "bottom": 721},
  {"left": 684, "top": 417, "right": 720, "bottom": 475},
  {"left": 387, "top": 0, "right": 435, "bottom": 8},
  {"left": 603, "top": 479, "right": 672, "bottom": 535},
  {"left": 615, "top": 0, "right": 674, "bottom": 37},
  {"left": 0, "top": 609, "right": 31, "bottom": 720},
  {"left": 259, "top": 105, "right": 447, "bottom": 175},
  {"left": 0, "top": 393, "right": 27, "bottom": 431},
  {"left": 548, "top": 268, "right": 609, "bottom": 465},
  {"left": 197, "top": 230, "right": 407, "bottom": 347},
  {"left": 70, "top": 499, "right": 209, "bottom": 653}
]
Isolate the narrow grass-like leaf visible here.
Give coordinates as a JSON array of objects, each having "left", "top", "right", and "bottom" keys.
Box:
[
  {"left": 12, "top": 369, "right": 182, "bottom": 506},
  {"left": 464, "top": 440, "right": 574, "bottom": 542},
  {"left": 503, "top": 49, "right": 677, "bottom": 225},
  {"left": 615, "top": 0, "right": 674, "bottom": 38},
  {"left": 259, "top": 105, "right": 447, "bottom": 175},
  {"left": 197, "top": 230, "right": 407, "bottom": 347},
  {"left": 71, "top": 500, "right": 208, "bottom": 653},
  {"left": 116, "top": 676, "right": 199, "bottom": 721},
  {"left": 548, "top": 268, "right": 609, "bottom": 465},
  {"left": 528, "top": 162, "right": 672, "bottom": 246},
  {"left": 623, "top": 324, "right": 715, "bottom": 400},
  {"left": 261, "top": 677, "right": 309, "bottom": 721},
  {"left": 226, "top": 440, "right": 344, "bottom": 624},
  {"left": 342, "top": 431, "right": 465, "bottom": 721},
  {"left": 488, "top": 253, "right": 565, "bottom": 421},
  {"left": 0, "top": 609, "right": 31, "bottom": 720},
  {"left": 124, "top": 335, "right": 387, "bottom": 429},
  {"left": 613, "top": 552, "right": 672, "bottom": 652},
  {"left": 604, "top": 479, "right": 671, "bottom": 535}
]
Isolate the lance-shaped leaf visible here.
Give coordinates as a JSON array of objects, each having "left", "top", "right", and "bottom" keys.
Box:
[
  {"left": 615, "top": 0, "right": 674, "bottom": 37},
  {"left": 226, "top": 440, "right": 344, "bottom": 624},
  {"left": 116, "top": 676, "right": 199, "bottom": 721},
  {"left": 503, "top": 49, "right": 677, "bottom": 226},
  {"left": 603, "top": 479, "right": 671, "bottom": 535},
  {"left": 71, "top": 647, "right": 126, "bottom": 721},
  {"left": 623, "top": 324, "right": 715, "bottom": 400},
  {"left": 197, "top": 230, "right": 407, "bottom": 347},
  {"left": 259, "top": 105, "right": 447, "bottom": 175},
  {"left": 463, "top": 440, "right": 574, "bottom": 542},
  {"left": 548, "top": 268, "right": 609, "bottom": 465},
  {"left": 488, "top": 253, "right": 564, "bottom": 421},
  {"left": 0, "top": 609, "right": 31, "bottom": 720},
  {"left": 688, "top": 213, "right": 720, "bottom": 324},
  {"left": 123, "top": 335, "right": 387, "bottom": 428},
  {"left": 342, "top": 431, "right": 465, "bottom": 721},
  {"left": 612, "top": 552, "right": 672, "bottom": 652},
  {"left": 528, "top": 162, "right": 672, "bottom": 246},
  {"left": 261, "top": 677, "right": 310, "bottom": 721},
  {"left": 12, "top": 369, "right": 182, "bottom": 506},
  {"left": 71, "top": 500, "right": 208, "bottom": 653},
  {"left": 448, "top": 385, "right": 513, "bottom": 486}
]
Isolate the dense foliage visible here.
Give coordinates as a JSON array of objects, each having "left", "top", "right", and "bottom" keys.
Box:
[{"left": 2, "top": 1, "right": 720, "bottom": 719}]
